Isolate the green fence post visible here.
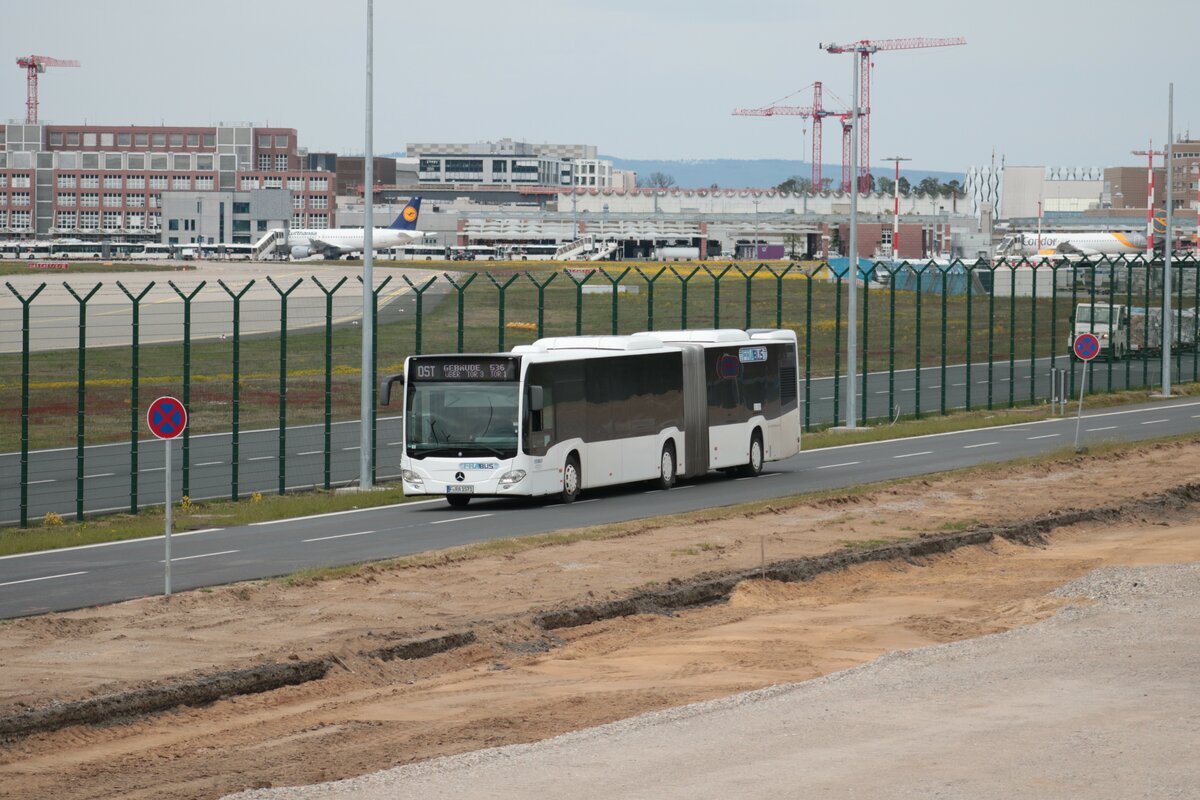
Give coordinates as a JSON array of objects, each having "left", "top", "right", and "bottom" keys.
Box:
[
  {"left": 635, "top": 266, "right": 666, "bottom": 331},
  {"left": 833, "top": 272, "right": 843, "bottom": 427},
  {"left": 1193, "top": 261, "right": 1199, "bottom": 381},
  {"left": 940, "top": 264, "right": 949, "bottom": 415},
  {"left": 964, "top": 262, "right": 973, "bottom": 411},
  {"left": 267, "top": 277, "right": 302, "bottom": 496},
  {"left": 1008, "top": 262, "right": 1017, "bottom": 407},
  {"left": 803, "top": 269, "right": 813, "bottom": 431},
  {"left": 1086, "top": 259, "right": 1097, "bottom": 397},
  {"left": 598, "top": 267, "right": 631, "bottom": 334},
  {"left": 1175, "top": 260, "right": 1185, "bottom": 381},
  {"left": 1105, "top": 258, "right": 1118, "bottom": 391},
  {"left": 64, "top": 282, "right": 102, "bottom": 522},
  {"left": 887, "top": 263, "right": 897, "bottom": 420},
  {"left": 168, "top": 280, "right": 205, "bottom": 500},
  {"left": 525, "top": 271, "right": 557, "bottom": 338},
  {"left": 357, "top": 274, "right": 393, "bottom": 483},
  {"left": 6, "top": 282, "right": 46, "bottom": 528},
  {"left": 311, "top": 276, "right": 346, "bottom": 490},
  {"left": 562, "top": 267, "right": 595, "bottom": 335},
  {"left": 767, "top": 264, "right": 793, "bottom": 328},
  {"left": 1125, "top": 261, "right": 1134, "bottom": 389},
  {"left": 704, "top": 265, "right": 733, "bottom": 328},
  {"left": 442, "top": 272, "right": 477, "bottom": 353},
  {"left": 860, "top": 262, "right": 871, "bottom": 426},
  {"left": 1050, "top": 261, "right": 1060, "bottom": 379},
  {"left": 117, "top": 280, "right": 155, "bottom": 514},
  {"left": 737, "top": 264, "right": 764, "bottom": 329},
  {"left": 401, "top": 274, "right": 437, "bottom": 355},
  {"left": 1068, "top": 262, "right": 1080, "bottom": 397},
  {"left": 1029, "top": 263, "right": 1038, "bottom": 405},
  {"left": 487, "top": 272, "right": 521, "bottom": 350},
  {"left": 672, "top": 266, "right": 699, "bottom": 329},
  {"left": 986, "top": 263, "right": 995, "bottom": 410},
  {"left": 218, "top": 279, "right": 254, "bottom": 501},
  {"left": 913, "top": 264, "right": 924, "bottom": 419}
]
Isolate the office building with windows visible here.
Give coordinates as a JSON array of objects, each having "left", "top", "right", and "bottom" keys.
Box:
[{"left": 407, "top": 139, "right": 613, "bottom": 189}]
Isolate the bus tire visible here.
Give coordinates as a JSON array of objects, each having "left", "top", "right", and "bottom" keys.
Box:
[
  {"left": 446, "top": 494, "right": 470, "bottom": 509},
  {"left": 657, "top": 442, "right": 676, "bottom": 490},
  {"left": 740, "top": 431, "right": 764, "bottom": 478},
  {"left": 561, "top": 453, "right": 581, "bottom": 504}
]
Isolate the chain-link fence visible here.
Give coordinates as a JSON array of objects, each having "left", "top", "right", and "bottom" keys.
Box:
[{"left": 3, "top": 254, "right": 1198, "bottom": 526}]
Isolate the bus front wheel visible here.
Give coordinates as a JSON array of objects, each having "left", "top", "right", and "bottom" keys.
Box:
[
  {"left": 561, "top": 454, "right": 581, "bottom": 504},
  {"left": 740, "top": 432, "right": 764, "bottom": 478},
  {"left": 657, "top": 443, "right": 676, "bottom": 490}
]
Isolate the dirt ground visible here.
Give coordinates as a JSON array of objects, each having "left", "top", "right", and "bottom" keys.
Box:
[{"left": 1, "top": 440, "right": 1199, "bottom": 800}]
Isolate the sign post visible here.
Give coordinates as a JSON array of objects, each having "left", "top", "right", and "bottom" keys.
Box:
[
  {"left": 1071, "top": 333, "right": 1099, "bottom": 452},
  {"left": 147, "top": 396, "right": 187, "bottom": 596}
]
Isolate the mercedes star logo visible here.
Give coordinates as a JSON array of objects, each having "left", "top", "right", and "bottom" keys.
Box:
[{"left": 455, "top": 472, "right": 465, "bottom": 482}]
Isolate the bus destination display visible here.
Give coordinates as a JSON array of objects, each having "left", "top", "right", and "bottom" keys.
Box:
[{"left": 411, "top": 358, "right": 518, "bottom": 382}]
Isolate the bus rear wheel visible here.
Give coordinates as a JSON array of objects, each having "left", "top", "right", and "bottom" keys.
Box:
[
  {"left": 657, "top": 443, "right": 676, "bottom": 490},
  {"left": 740, "top": 432, "right": 764, "bottom": 478},
  {"left": 561, "top": 454, "right": 581, "bottom": 504}
]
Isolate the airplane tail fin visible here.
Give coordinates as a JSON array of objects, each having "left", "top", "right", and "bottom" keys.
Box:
[{"left": 388, "top": 196, "right": 422, "bottom": 230}]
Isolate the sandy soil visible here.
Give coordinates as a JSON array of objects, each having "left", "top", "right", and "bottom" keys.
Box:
[{"left": 1, "top": 440, "right": 1199, "bottom": 799}]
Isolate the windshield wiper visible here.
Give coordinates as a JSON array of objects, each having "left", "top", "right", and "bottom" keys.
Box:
[{"left": 409, "top": 444, "right": 512, "bottom": 458}]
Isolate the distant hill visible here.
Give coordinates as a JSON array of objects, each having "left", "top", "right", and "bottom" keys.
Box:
[
  {"left": 601, "top": 157, "right": 963, "bottom": 190},
  {"left": 383, "top": 151, "right": 963, "bottom": 190}
]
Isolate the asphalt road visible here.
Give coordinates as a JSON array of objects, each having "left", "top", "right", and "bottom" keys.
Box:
[
  {"left": 3, "top": 353, "right": 1197, "bottom": 525},
  {"left": 2, "top": 396, "right": 1198, "bottom": 618}
]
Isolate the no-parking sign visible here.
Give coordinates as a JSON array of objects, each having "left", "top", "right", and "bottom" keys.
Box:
[
  {"left": 1073, "top": 333, "right": 1100, "bottom": 362},
  {"left": 147, "top": 396, "right": 187, "bottom": 439}
]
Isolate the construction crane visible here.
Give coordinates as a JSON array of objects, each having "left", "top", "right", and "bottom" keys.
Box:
[
  {"left": 821, "top": 37, "right": 965, "bottom": 192},
  {"left": 16, "top": 54, "right": 80, "bottom": 124},
  {"left": 1131, "top": 141, "right": 1165, "bottom": 257},
  {"left": 732, "top": 82, "right": 849, "bottom": 190}
]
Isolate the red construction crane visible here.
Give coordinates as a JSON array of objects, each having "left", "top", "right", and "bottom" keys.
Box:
[
  {"left": 821, "top": 37, "right": 965, "bottom": 192},
  {"left": 16, "top": 54, "right": 80, "bottom": 124},
  {"left": 733, "top": 82, "right": 848, "bottom": 190}
]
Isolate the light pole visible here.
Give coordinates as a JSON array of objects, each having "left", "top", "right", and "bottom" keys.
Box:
[
  {"left": 1163, "top": 82, "right": 1174, "bottom": 396},
  {"left": 359, "top": 0, "right": 374, "bottom": 489},
  {"left": 882, "top": 156, "right": 910, "bottom": 261}
]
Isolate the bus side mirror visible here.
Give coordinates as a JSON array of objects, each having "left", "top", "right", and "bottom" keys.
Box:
[
  {"left": 379, "top": 372, "right": 404, "bottom": 406},
  {"left": 528, "top": 385, "right": 544, "bottom": 412}
]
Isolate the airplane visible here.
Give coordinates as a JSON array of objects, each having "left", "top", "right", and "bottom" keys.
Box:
[
  {"left": 995, "top": 231, "right": 1148, "bottom": 258},
  {"left": 287, "top": 196, "right": 423, "bottom": 259}
]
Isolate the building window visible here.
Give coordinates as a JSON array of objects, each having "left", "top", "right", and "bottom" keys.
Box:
[
  {"left": 292, "top": 213, "right": 305, "bottom": 226},
  {"left": 150, "top": 154, "right": 168, "bottom": 170},
  {"left": 66, "top": 132, "right": 80, "bottom": 146},
  {"left": 308, "top": 213, "right": 328, "bottom": 227},
  {"left": 258, "top": 135, "right": 272, "bottom": 148},
  {"left": 196, "top": 154, "right": 213, "bottom": 170},
  {"left": 232, "top": 219, "right": 251, "bottom": 233},
  {"left": 203, "top": 133, "right": 215, "bottom": 147},
  {"left": 173, "top": 154, "right": 190, "bottom": 170},
  {"left": 12, "top": 210, "right": 32, "bottom": 229},
  {"left": 275, "top": 134, "right": 288, "bottom": 148},
  {"left": 135, "top": 133, "right": 148, "bottom": 147},
  {"left": 49, "top": 131, "right": 63, "bottom": 146},
  {"left": 79, "top": 210, "right": 98, "bottom": 229},
  {"left": 9, "top": 173, "right": 30, "bottom": 189},
  {"left": 258, "top": 154, "right": 271, "bottom": 170},
  {"left": 264, "top": 176, "right": 282, "bottom": 189},
  {"left": 195, "top": 175, "right": 213, "bottom": 190},
  {"left": 150, "top": 194, "right": 162, "bottom": 208},
  {"left": 57, "top": 193, "right": 75, "bottom": 206},
  {"left": 240, "top": 177, "right": 260, "bottom": 190},
  {"left": 168, "top": 219, "right": 179, "bottom": 231},
  {"left": 104, "top": 175, "right": 122, "bottom": 188},
  {"left": 309, "top": 176, "right": 328, "bottom": 191},
  {"left": 0, "top": 210, "right": 8, "bottom": 227},
  {"left": 103, "top": 193, "right": 122, "bottom": 208},
  {"left": 118, "top": 133, "right": 131, "bottom": 147},
  {"left": 104, "top": 212, "right": 122, "bottom": 229},
  {"left": 172, "top": 176, "right": 191, "bottom": 190},
  {"left": 187, "top": 134, "right": 199, "bottom": 147},
  {"left": 127, "top": 175, "right": 145, "bottom": 190},
  {"left": 128, "top": 154, "right": 145, "bottom": 170},
  {"left": 80, "top": 173, "right": 99, "bottom": 189},
  {"left": 292, "top": 194, "right": 304, "bottom": 209},
  {"left": 83, "top": 133, "right": 97, "bottom": 147},
  {"left": 57, "top": 174, "right": 76, "bottom": 188},
  {"left": 55, "top": 211, "right": 75, "bottom": 228},
  {"left": 257, "top": 220, "right": 268, "bottom": 232},
  {"left": 309, "top": 195, "right": 328, "bottom": 209},
  {"left": 100, "top": 133, "right": 114, "bottom": 147},
  {"left": 127, "top": 213, "right": 143, "bottom": 229},
  {"left": 232, "top": 201, "right": 251, "bottom": 214},
  {"left": 79, "top": 192, "right": 99, "bottom": 207},
  {"left": 149, "top": 174, "right": 167, "bottom": 190},
  {"left": 126, "top": 194, "right": 144, "bottom": 207},
  {"left": 274, "top": 154, "right": 288, "bottom": 170},
  {"left": 11, "top": 192, "right": 30, "bottom": 206},
  {"left": 152, "top": 134, "right": 166, "bottom": 148},
  {"left": 287, "top": 177, "right": 303, "bottom": 190}
]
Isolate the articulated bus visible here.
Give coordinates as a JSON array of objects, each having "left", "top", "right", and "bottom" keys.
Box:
[
  {"left": 499, "top": 243, "right": 559, "bottom": 260},
  {"left": 386, "top": 244, "right": 450, "bottom": 261},
  {"left": 380, "top": 328, "right": 801, "bottom": 507}
]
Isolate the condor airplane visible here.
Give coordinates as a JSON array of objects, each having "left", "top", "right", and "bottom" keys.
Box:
[
  {"left": 996, "top": 231, "right": 1147, "bottom": 258},
  {"left": 287, "top": 196, "right": 423, "bottom": 259}
]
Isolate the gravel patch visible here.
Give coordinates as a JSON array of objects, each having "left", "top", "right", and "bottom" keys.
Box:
[{"left": 225, "top": 562, "right": 1200, "bottom": 800}]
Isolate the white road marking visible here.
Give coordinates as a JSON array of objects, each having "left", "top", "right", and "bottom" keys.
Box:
[
  {"left": 248, "top": 456, "right": 274, "bottom": 462},
  {"left": 930, "top": 385, "right": 941, "bottom": 389},
  {"left": 952, "top": 382, "right": 966, "bottom": 387},
  {"left": 140, "top": 467, "right": 164, "bottom": 473},
  {"left": 1141, "top": 419, "right": 1168, "bottom": 425},
  {"left": 83, "top": 472, "right": 115, "bottom": 479},
  {"left": 430, "top": 513, "right": 493, "bottom": 525},
  {"left": 575, "top": 499, "right": 600, "bottom": 504},
  {"left": 387, "top": 441, "right": 403, "bottom": 446},
  {"left": 196, "top": 461, "right": 223, "bottom": 467},
  {"left": 342, "top": 446, "right": 360, "bottom": 451},
  {"left": 902, "top": 387, "right": 915, "bottom": 392},
  {"left": 675, "top": 484, "right": 696, "bottom": 489},
  {"left": 1086, "top": 426, "right": 1118, "bottom": 432},
  {"left": 963, "top": 441, "right": 998, "bottom": 449},
  {"left": 1027, "top": 433, "right": 1060, "bottom": 440},
  {"left": 0, "top": 570, "right": 87, "bottom": 588},
  {"left": 817, "top": 461, "right": 860, "bottom": 469},
  {"left": 303, "top": 530, "right": 376, "bottom": 543},
  {"left": 761, "top": 472, "right": 783, "bottom": 478},
  {"left": 893, "top": 451, "right": 933, "bottom": 459},
  {"left": 250, "top": 499, "right": 442, "bottom": 526},
  {"left": 162, "top": 549, "right": 239, "bottom": 563},
  {"left": 819, "top": 396, "right": 834, "bottom": 400},
  {"left": 297, "top": 450, "right": 323, "bottom": 456},
  {"left": 26, "top": 479, "right": 56, "bottom": 485}
]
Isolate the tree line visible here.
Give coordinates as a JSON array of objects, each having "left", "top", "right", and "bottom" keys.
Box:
[{"left": 775, "top": 175, "right": 963, "bottom": 197}]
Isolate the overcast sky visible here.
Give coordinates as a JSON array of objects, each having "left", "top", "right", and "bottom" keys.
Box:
[{"left": 5, "top": 0, "right": 1198, "bottom": 175}]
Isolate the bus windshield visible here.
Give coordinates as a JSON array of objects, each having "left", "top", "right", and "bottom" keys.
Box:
[{"left": 406, "top": 381, "right": 520, "bottom": 458}]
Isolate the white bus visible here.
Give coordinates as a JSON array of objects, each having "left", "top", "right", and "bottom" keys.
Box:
[
  {"left": 449, "top": 245, "right": 498, "bottom": 261},
  {"left": 380, "top": 328, "right": 801, "bottom": 507},
  {"left": 499, "top": 243, "right": 559, "bottom": 260},
  {"left": 130, "top": 243, "right": 176, "bottom": 260},
  {"left": 387, "top": 244, "right": 450, "bottom": 261}
]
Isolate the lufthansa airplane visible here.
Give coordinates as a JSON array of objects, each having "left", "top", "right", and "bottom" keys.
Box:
[{"left": 287, "top": 196, "right": 423, "bottom": 259}]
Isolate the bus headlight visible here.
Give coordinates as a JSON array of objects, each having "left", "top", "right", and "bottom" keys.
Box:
[
  {"left": 498, "top": 470, "right": 527, "bottom": 487},
  {"left": 400, "top": 469, "right": 423, "bottom": 487}
]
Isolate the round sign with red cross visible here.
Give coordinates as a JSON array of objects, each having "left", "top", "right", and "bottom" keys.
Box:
[
  {"left": 147, "top": 396, "right": 187, "bottom": 439},
  {"left": 1073, "top": 332, "right": 1100, "bottom": 362}
]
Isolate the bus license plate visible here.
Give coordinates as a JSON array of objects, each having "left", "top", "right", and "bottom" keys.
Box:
[{"left": 446, "top": 485, "right": 474, "bottom": 494}]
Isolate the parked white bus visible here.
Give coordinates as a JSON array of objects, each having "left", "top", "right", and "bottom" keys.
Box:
[
  {"left": 386, "top": 244, "right": 450, "bottom": 261},
  {"left": 380, "top": 328, "right": 801, "bottom": 507},
  {"left": 499, "top": 243, "right": 559, "bottom": 260}
]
